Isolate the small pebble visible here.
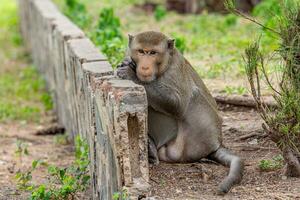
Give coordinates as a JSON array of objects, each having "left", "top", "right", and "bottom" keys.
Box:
[
  {"left": 248, "top": 138, "right": 258, "bottom": 145},
  {"left": 203, "top": 173, "right": 209, "bottom": 183},
  {"left": 176, "top": 189, "right": 182, "bottom": 193}
]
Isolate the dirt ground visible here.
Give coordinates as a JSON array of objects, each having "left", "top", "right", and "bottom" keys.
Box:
[
  {"left": 149, "top": 105, "right": 300, "bottom": 200},
  {"left": 0, "top": 116, "right": 76, "bottom": 200},
  {"left": 1, "top": 105, "right": 300, "bottom": 200}
]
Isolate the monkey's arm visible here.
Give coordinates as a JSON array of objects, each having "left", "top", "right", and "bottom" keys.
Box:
[
  {"left": 116, "top": 58, "right": 183, "bottom": 117},
  {"left": 116, "top": 57, "right": 188, "bottom": 118},
  {"left": 145, "top": 82, "right": 186, "bottom": 119}
]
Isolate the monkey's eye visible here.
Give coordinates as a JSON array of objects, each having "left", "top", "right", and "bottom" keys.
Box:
[
  {"left": 149, "top": 51, "right": 157, "bottom": 55},
  {"left": 138, "top": 49, "right": 145, "bottom": 54}
]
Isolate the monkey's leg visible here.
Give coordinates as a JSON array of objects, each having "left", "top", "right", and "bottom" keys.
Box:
[
  {"left": 208, "top": 147, "right": 244, "bottom": 194},
  {"left": 157, "top": 124, "right": 186, "bottom": 163},
  {"left": 148, "top": 137, "right": 159, "bottom": 165},
  {"left": 157, "top": 146, "right": 173, "bottom": 162}
]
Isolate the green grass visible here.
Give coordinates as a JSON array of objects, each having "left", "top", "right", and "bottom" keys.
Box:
[
  {"left": 0, "top": 0, "right": 52, "bottom": 123},
  {"left": 0, "top": 0, "right": 22, "bottom": 60},
  {"left": 221, "top": 85, "right": 247, "bottom": 95},
  {"left": 0, "top": 66, "right": 52, "bottom": 122},
  {"left": 54, "top": 134, "right": 70, "bottom": 145},
  {"left": 258, "top": 155, "right": 284, "bottom": 171}
]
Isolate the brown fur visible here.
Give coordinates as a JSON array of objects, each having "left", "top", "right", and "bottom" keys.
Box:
[{"left": 117, "top": 31, "right": 243, "bottom": 194}]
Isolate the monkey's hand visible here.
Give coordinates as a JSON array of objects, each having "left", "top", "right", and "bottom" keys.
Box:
[
  {"left": 118, "top": 57, "right": 137, "bottom": 72},
  {"left": 116, "top": 57, "right": 137, "bottom": 81}
]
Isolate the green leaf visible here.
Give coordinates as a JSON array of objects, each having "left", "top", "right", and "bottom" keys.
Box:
[
  {"left": 59, "top": 168, "right": 67, "bottom": 180},
  {"left": 32, "top": 160, "right": 39, "bottom": 169},
  {"left": 48, "top": 165, "right": 58, "bottom": 175}
]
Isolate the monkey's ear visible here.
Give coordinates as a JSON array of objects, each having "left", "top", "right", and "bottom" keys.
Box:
[
  {"left": 128, "top": 34, "right": 134, "bottom": 46},
  {"left": 167, "top": 39, "right": 175, "bottom": 50}
]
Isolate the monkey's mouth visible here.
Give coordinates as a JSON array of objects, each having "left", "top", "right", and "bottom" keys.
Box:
[{"left": 137, "top": 73, "right": 156, "bottom": 83}]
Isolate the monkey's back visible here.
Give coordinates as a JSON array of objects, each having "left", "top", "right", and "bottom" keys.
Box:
[{"left": 177, "top": 52, "right": 223, "bottom": 160}]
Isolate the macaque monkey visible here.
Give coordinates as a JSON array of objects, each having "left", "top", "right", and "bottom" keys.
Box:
[{"left": 116, "top": 31, "right": 243, "bottom": 194}]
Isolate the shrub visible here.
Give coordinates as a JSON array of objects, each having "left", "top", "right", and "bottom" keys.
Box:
[
  {"left": 224, "top": 14, "right": 237, "bottom": 27},
  {"left": 226, "top": 0, "right": 300, "bottom": 177},
  {"left": 92, "top": 8, "right": 125, "bottom": 67},
  {"left": 154, "top": 5, "right": 167, "bottom": 21},
  {"left": 173, "top": 35, "right": 187, "bottom": 54},
  {"left": 15, "top": 136, "right": 90, "bottom": 199},
  {"left": 64, "top": 0, "right": 90, "bottom": 29}
]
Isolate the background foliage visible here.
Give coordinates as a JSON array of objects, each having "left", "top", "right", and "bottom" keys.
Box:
[
  {"left": 0, "top": 0, "right": 52, "bottom": 123},
  {"left": 53, "top": 0, "right": 281, "bottom": 96}
]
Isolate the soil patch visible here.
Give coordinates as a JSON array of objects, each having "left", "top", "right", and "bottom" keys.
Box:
[
  {"left": 1, "top": 105, "right": 299, "bottom": 199},
  {"left": 0, "top": 120, "right": 82, "bottom": 200}
]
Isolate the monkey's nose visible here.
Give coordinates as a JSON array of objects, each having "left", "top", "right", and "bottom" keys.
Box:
[{"left": 141, "top": 66, "right": 149, "bottom": 70}]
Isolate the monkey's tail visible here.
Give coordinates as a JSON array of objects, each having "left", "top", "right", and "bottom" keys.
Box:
[{"left": 208, "top": 147, "right": 244, "bottom": 194}]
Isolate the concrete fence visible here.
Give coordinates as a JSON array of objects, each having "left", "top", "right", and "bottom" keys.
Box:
[{"left": 18, "top": 0, "right": 149, "bottom": 199}]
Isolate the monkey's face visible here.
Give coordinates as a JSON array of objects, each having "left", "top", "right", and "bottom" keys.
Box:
[
  {"left": 128, "top": 31, "right": 174, "bottom": 83},
  {"left": 131, "top": 48, "right": 163, "bottom": 82}
]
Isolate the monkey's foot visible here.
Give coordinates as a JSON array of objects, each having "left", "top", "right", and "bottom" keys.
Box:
[
  {"left": 148, "top": 137, "right": 159, "bottom": 165},
  {"left": 149, "top": 156, "right": 159, "bottom": 166}
]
